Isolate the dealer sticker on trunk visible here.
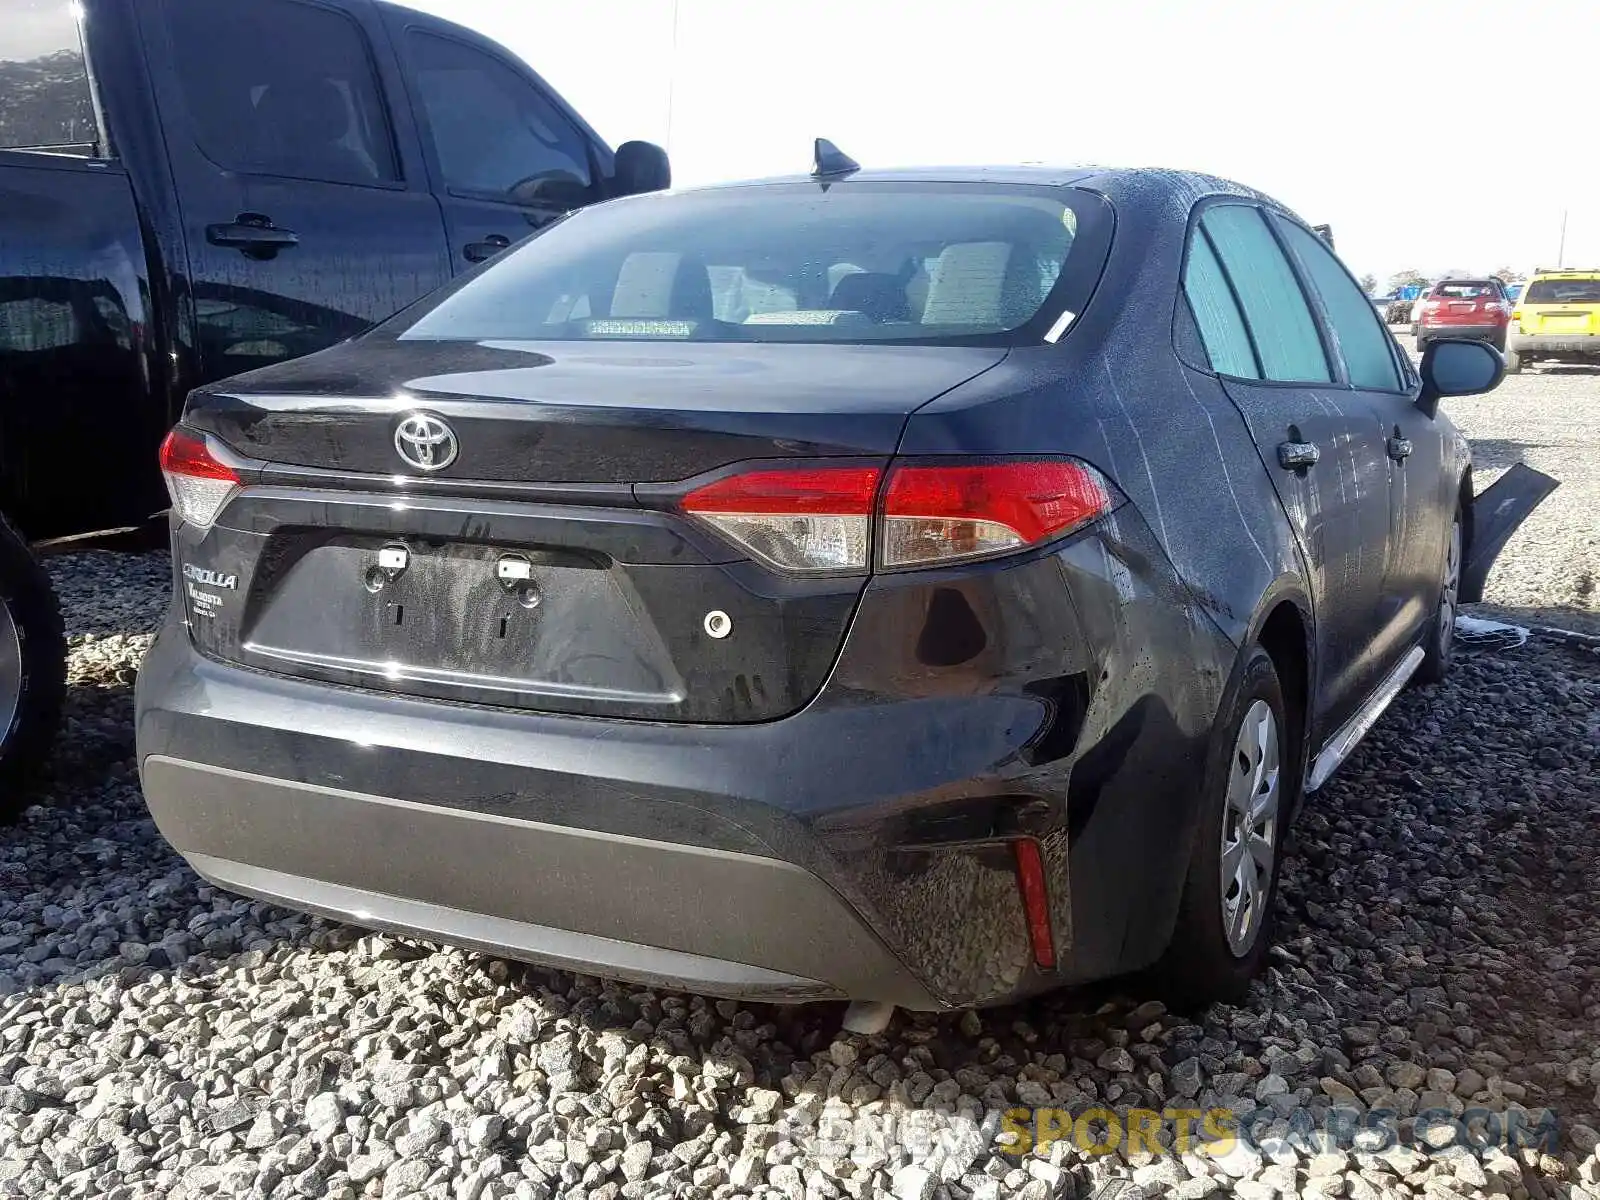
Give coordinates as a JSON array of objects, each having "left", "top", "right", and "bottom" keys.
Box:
[{"left": 182, "top": 564, "right": 237, "bottom": 619}]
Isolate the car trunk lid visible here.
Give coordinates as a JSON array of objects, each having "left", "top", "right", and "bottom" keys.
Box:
[
  {"left": 183, "top": 339, "right": 1005, "bottom": 481},
  {"left": 174, "top": 339, "right": 1006, "bottom": 723}
]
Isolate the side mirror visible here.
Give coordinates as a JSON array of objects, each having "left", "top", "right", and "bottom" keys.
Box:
[
  {"left": 611, "top": 141, "right": 671, "bottom": 197},
  {"left": 1417, "top": 338, "right": 1505, "bottom": 419}
]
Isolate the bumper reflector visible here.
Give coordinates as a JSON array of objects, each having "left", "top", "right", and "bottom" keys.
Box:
[{"left": 1011, "top": 838, "right": 1056, "bottom": 969}]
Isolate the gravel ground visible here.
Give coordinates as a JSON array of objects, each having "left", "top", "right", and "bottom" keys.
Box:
[
  {"left": 1437, "top": 360, "right": 1600, "bottom": 634},
  {"left": 1, "top": 371, "right": 1597, "bottom": 1200}
]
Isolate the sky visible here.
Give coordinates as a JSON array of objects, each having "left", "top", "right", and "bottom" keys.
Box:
[{"left": 405, "top": 0, "right": 1597, "bottom": 288}]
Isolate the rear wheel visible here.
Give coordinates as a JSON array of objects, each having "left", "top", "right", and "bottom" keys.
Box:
[
  {"left": 1415, "top": 510, "right": 1461, "bottom": 686},
  {"left": 1504, "top": 348, "right": 1522, "bottom": 373},
  {"left": 1154, "top": 645, "right": 1293, "bottom": 1009},
  {"left": 0, "top": 513, "right": 65, "bottom": 821},
  {"left": 1415, "top": 333, "right": 1428, "bottom": 353}
]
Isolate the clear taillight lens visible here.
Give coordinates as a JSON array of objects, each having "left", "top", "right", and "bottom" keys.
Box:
[
  {"left": 681, "top": 466, "right": 880, "bottom": 572},
  {"left": 679, "top": 458, "right": 1114, "bottom": 574},
  {"left": 159, "top": 429, "right": 240, "bottom": 528},
  {"left": 881, "top": 459, "right": 1112, "bottom": 568}
]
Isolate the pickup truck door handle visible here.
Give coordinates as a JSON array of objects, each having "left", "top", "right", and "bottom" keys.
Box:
[
  {"left": 463, "top": 234, "right": 511, "bottom": 263},
  {"left": 1277, "top": 440, "right": 1320, "bottom": 470},
  {"left": 206, "top": 213, "right": 299, "bottom": 260}
]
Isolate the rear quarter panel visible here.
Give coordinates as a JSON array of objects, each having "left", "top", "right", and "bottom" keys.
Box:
[{"left": 899, "top": 171, "right": 1308, "bottom": 657}]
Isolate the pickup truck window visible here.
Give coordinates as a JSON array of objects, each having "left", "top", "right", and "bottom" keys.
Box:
[
  {"left": 165, "top": 0, "right": 398, "bottom": 185},
  {"left": 408, "top": 31, "right": 594, "bottom": 209},
  {"left": 0, "top": 0, "right": 99, "bottom": 154}
]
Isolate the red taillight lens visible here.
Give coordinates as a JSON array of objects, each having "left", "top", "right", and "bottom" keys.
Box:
[
  {"left": 880, "top": 459, "right": 1112, "bottom": 568},
  {"left": 679, "top": 458, "right": 1113, "bottom": 574},
  {"left": 681, "top": 465, "right": 881, "bottom": 572},
  {"left": 1011, "top": 838, "right": 1056, "bottom": 969},
  {"left": 159, "top": 428, "right": 240, "bottom": 528}
]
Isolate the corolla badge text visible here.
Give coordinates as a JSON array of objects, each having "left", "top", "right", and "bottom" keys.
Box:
[{"left": 183, "top": 564, "right": 238, "bottom": 590}]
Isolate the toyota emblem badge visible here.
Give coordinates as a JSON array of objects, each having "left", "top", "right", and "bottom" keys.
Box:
[{"left": 394, "top": 412, "right": 458, "bottom": 472}]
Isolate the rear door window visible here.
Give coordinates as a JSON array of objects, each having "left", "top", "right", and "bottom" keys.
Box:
[
  {"left": 164, "top": 0, "right": 399, "bottom": 185},
  {"left": 0, "top": 0, "right": 99, "bottom": 153},
  {"left": 1524, "top": 278, "right": 1600, "bottom": 304},
  {"left": 1182, "top": 228, "right": 1260, "bottom": 378},
  {"left": 407, "top": 31, "right": 594, "bottom": 209},
  {"left": 1200, "top": 204, "right": 1331, "bottom": 384},
  {"left": 1276, "top": 219, "right": 1402, "bottom": 391}
]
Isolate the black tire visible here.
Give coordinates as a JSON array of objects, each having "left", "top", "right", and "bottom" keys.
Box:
[
  {"left": 1504, "top": 347, "right": 1522, "bottom": 374},
  {"left": 1414, "top": 333, "right": 1428, "bottom": 353},
  {"left": 0, "top": 513, "right": 65, "bottom": 821},
  {"left": 1492, "top": 330, "right": 1507, "bottom": 353},
  {"left": 1414, "top": 508, "right": 1461, "bottom": 686},
  {"left": 1153, "top": 644, "right": 1297, "bottom": 1010}
]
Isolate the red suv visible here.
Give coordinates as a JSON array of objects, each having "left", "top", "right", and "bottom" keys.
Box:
[{"left": 1415, "top": 279, "right": 1510, "bottom": 352}]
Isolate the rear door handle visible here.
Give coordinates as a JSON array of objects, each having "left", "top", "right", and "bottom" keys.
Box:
[
  {"left": 463, "top": 234, "right": 511, "bottom": 263},
  {"left": 1387, "top": 435, "right": 1413, "bottom": 461},
  {"left": 206, "top": 213, "right": 299, "bottom": 259},
  {"left": 1277, "top": 440, "right": 1320, "bottom": 470}
]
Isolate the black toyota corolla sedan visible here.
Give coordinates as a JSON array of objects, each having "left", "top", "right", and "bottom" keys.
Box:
[{"left": 135, "top": 155, "right": 1554, "bottom": 1015}]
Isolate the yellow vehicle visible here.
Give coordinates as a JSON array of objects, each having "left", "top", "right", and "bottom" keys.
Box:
[{"left": 1507, "top": 269, "right": 1600, "bottom": 372}]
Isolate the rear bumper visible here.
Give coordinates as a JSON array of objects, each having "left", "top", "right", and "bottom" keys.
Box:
[
  {"left": 137, "top": 513, "right": 1231, "bottom": 1008},
  {"left": 1417, "top": 324, "right": 1502, "bottom": 342},
  {"left": 1510, "top": 331, "right": 1600, "bottom": 357},
  {"left": 142, "top": 756, "right": 922, "bottom": 1004}
]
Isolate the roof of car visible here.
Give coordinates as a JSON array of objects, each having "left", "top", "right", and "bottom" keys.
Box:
[{"left": 679, "top": 164, "right": 1274, "bottom": 200}]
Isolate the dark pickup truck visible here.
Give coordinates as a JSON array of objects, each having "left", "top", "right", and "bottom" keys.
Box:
[{"left": 0, "top": 0, "right": 668, "bottom": 805}]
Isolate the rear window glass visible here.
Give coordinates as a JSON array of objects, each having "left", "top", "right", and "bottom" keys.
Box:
[
  {"left": 1431, "top": 282, "right": 1498, "bottom": 299},
  {"left": 0, "top": 0, "right": 98, "bottom": 153},
  {"left": 392, "top": 183, "right": 1103, "bottom": 345},
  {"left": 1524, "top": 278, "right": 1600, "bottom": 304}
]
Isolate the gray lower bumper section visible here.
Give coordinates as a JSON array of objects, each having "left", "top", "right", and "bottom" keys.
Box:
[{"left": 142, "top": 757, "right": 937, "bottom": 1008}]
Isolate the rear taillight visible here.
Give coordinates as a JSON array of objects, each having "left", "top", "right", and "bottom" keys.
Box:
[
  {"left": 681, "top": 466, "right": 880, "bottom": 572},
  {"left": 680, "top": 458, "right": 1113, "bottom": 574},
  {"left": 881, "top": 460, "right": 1111, "bottom": 568},
  {"left": 159, "top": 429, "right": 240, "bottom": 528}
]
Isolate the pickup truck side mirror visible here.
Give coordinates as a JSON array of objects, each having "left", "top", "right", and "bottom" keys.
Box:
[
  {"left": 611, "top": 141, "right": 671, "bottom": 197},
  {"left": 1417, "top": 338, "right": 1505, "bottom": 419}
]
